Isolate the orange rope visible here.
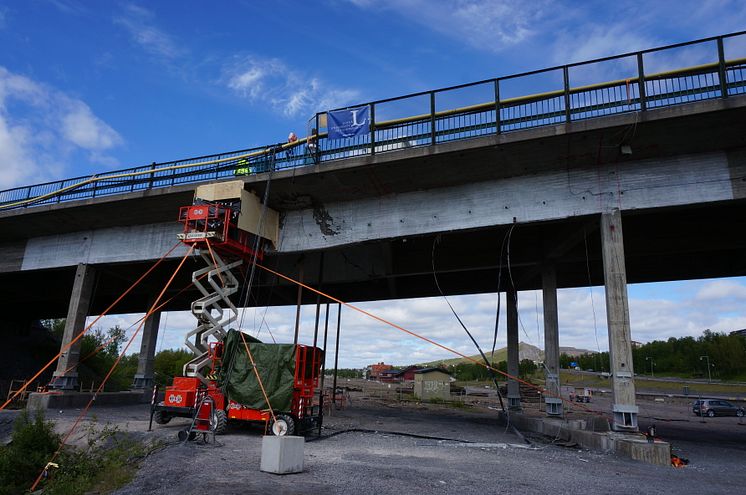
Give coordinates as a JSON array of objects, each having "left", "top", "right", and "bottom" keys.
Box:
[
  {"left": 238, "top": 331, "right": 277, "bottom": 425},
  {"left": 256, "top": 262, "right": 603, "bottom": 418},
  {"left": 29, "top": 245, "right": 194, "bottom": 492},
  {"left": 59, "top": 271, "right": 208, "bottom": 377},
  {"left": 0, "top": 241, "right": 182, "bottom": 412}
]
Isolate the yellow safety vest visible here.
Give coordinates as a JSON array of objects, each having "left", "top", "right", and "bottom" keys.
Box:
[{"left": 234, "top": 158, "right": 253, "bottom": 176}]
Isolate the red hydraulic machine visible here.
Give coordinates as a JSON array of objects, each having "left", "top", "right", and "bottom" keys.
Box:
[{"left": 152, "top": 180, "right": 323, "bottom": 437}]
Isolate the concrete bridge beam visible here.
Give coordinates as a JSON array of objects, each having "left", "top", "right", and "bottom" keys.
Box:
[
  {"left": 506, "top": 287, "right": 521, "bottom": 410},
  {"left": 542, "top": 264, "right": 562, "bottom": 416},
  {"left": 51, "top": 263, "right": 96, "bottom": 390},
  {"left": 132, "top": 305, "right": 161, "bottom": 390},
  {"left": 601, "top": 209, "right": 638, "bottom": 431}
]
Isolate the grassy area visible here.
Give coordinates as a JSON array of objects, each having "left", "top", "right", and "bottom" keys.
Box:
[
  {"left": 0, "top": 411, "right": 150, "bottom": 495},
  {"left": 559, "top": 371, "right": 746, "bottom": 396}
]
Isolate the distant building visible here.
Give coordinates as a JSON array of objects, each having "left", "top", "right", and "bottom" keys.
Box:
[
  {"left": 413, "top": 368, "right": 451, "bottom": 401},
  {"left": 730, "top": 329, "right": 746, "bottom": 337},
  {"left": 367, "top": 362, "right": 393, "bottom": 380},
  {"left": 395, "top": 365, "right": 420, "bottom": 382},
  {"left": 631, "top": 341, "right": 643, "bottom": 349},
  {"left": 378, "top": 369, "right": 400, "bottom": 383}
]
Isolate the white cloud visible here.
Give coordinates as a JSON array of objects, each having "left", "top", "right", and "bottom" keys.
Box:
[
  {"left": 224, "top": 56, "right": 360, "bottom": 117},
  {"left": 114, "top": 4, "right": 183, "bottom": 60},
  {"left": 347, "top": 0, "right": 547, "bottom": 53},
  {"left": 0, "top": 66, "right": 123, "bottom": 188},
  {"left": 695, "top": 280, "right": 746, "bottom": 301},
  {"left": 61, "top": 101, "right": 122, "bottom": 151},
  {"left": 89, "top": 275, "right": 746, "bottom": 369}
]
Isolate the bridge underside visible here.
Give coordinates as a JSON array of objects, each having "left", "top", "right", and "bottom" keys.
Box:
[{"left": 2, "top": 198, "right": 744, "bottom": 320}]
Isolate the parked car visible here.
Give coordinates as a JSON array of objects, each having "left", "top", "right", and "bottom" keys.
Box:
[{"left": 692, "top": 399, "right": 745, "bottom": 417}]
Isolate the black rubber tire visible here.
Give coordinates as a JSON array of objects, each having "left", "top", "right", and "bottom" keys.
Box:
[
  {"left": 270, "top": 414, "right": 296, "bottom": 436},
  {"left": 153, "top": 410, "right": 171, "bottom": 425},
  {"left": 707, "top": 410, "right": 716, "bottom": 417},
  {"left": 211, "top": 409, "right": 228, "bottom": 435},
  {"left": 737, "top": 409, "right": 744, "bottom": 418}
]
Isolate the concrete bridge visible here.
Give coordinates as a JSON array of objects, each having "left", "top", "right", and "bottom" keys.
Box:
[{"left": 2, "top": 32, "right": 746, "bottom": 432}]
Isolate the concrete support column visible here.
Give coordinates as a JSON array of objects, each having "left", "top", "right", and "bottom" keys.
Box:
[
  {"left": 51, "top": 263, "right": 96, "bottom": 390},
  {"left": 132, "top": 308, "right": 161, "bottom": 390},
  {"left": 601, "top": 209, "right": 638, "bottom": 431},
  {"left": 542, "top": 264, "right": 562, "bottom": 417},
  {"left": 506, "top": 287, "right": 521, "bottom": 410}
]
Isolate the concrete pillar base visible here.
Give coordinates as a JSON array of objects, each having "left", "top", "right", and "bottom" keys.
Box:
[
  {"left": 545, "top": 397, "right": 563, "bottom": 416},
  {"left": 508, "top": 396, "right": 522, "bottom": 411},
  {"left": 131, "top": 375, "right": 154, "bottom": 390},
  {"left": 612, "top": 404, "right": 639, "bottom": 432},
  {"left": 50, "top": 374, "right": 78, "bottom": 391}
]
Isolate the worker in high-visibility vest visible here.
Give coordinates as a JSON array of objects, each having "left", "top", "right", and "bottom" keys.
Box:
[{"left": 234, "top": 157, "right": 252, "bottom": 176}]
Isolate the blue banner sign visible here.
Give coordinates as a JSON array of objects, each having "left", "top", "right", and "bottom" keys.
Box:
[{"left": 328, "top": 105, "right": 370, "bottom": 139}]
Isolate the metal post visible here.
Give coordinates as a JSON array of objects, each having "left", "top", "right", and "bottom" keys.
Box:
[
  {"left": 637, "top": 53, "right": 647, "bottom": 111},
  {"left": 315, "top": 113, "right": 321, "bottom": 164},
  {"left": 700, "top": 355, "right": 712, "bottom": 383},
  {"left": 369, "top": 104, "right": 376, "bottom": 156},
  {"left": 645, "top": 356, "right": 655, "bottom": 377},
  {"left": 312, "top": 253, "right": 325, "bottom": 349},
  {"left": 717, "top": 37, "right": 729, "bottom": 98},
  {"left": 494, "top": 79, "right": 501, "bottom": 134},
  {"left": 563, "top": 66, "right": 571, "bottom": 123},
  {"left": 318, "top": 302, "right": 330, "bottom": 435},
  {"left": 332, "top": 303, "right": 342, "bottom": 406},
  {"left": 430, "top": 92, "right": 436, "bottom": 145},
  {"left": 293, "top": 263, "right": 304, "bottom": 345}
]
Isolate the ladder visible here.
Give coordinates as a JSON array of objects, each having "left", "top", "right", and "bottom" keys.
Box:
[{"left": 182, "top": 249, "right": 242, "bottom": 384}]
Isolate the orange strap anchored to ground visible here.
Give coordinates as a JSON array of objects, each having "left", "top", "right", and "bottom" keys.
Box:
[
  {"left": 29, "top": 245, "right": 194, "bottom": 492},
  {"left": 238, "top": 331, "right": 277, "bottom": 425}
]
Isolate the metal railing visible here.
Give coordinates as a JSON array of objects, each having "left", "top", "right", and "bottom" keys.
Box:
[{"left": 2, "top": 31, "right": 745, "bottom": 210}]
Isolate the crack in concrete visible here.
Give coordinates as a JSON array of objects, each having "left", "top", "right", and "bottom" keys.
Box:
[{"left": 312, "top": 203, "right": 340, "bottom": 236}]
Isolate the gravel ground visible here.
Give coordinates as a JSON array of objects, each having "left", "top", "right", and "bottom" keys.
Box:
[{"left": 2, "top": 392, "right": 745, "bottom": 494}]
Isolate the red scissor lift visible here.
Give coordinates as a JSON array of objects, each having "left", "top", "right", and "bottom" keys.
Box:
[{"left": 152, "top": 185, "right": 324, "bottom": 437}]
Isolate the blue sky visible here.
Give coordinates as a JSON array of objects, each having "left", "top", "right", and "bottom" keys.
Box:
[{"left": 2, "top": 1, "right": 746, "bottom": 367}]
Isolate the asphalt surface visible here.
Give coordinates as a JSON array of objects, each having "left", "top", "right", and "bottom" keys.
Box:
[{"left": 2, "top": 393, "right": 746, "bottom": 494}]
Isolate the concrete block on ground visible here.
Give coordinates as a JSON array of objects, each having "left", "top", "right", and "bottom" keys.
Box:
[
  {"left": 614, "top": 436, "right": 671, "bottom": 467},
  {"left": 260, "top": 436, "right": 304, "bottom": 474},
  {"left": 499, "top": 411, "right": 669, "bottom": 466}
]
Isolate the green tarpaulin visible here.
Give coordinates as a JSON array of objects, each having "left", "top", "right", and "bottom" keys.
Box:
[{"left": 219, "top": 329, "right": 297, "bottom": 412}]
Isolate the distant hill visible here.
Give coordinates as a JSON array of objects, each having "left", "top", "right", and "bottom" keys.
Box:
[
  {"left": 417, "top": 342, "right": 544, "bottom": 367},
  {"left": 559, "top": 346, "right": 597, "bottom": 356},
  {"left": 414, "top": 343, "right": 597, "bottom": 368}
]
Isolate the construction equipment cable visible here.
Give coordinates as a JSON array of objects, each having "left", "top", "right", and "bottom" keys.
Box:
[
  {"left": 0, "top": 241, "right": 182, "bottom": 411},
  {"left": 431, "top": 235, "right": 506, "bottom": 412},
  {"left": 29, "top": 245, "right": 194, "bottom": 492},
  {"left": 491, "top": 225, "right": 513, "bottom": 359}
]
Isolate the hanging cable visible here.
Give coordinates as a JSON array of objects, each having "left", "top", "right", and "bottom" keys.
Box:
[
  {"left": 237, "top": 145, "right": 278, "bottom": 330},
  {"left": 431, "top": 235, "right": 505, "bottom": 412},
  {"left": 491, "top": 225, "right": 512, "bottom": 359},
  {"left": 505, "top": 224, "right": 535, "bottom": 345}
]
